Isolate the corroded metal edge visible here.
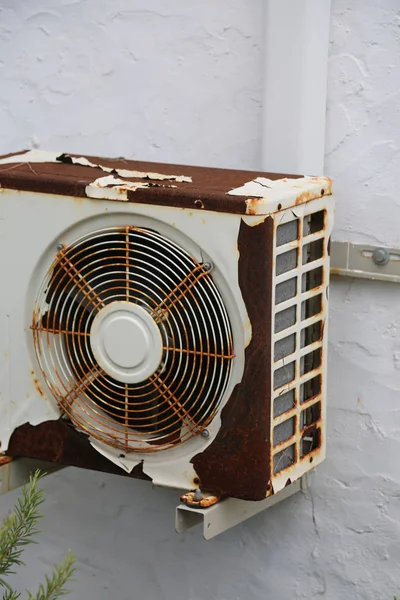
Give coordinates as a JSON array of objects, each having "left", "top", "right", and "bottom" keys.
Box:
[
  {"left": 0, "top": 149, "right": 321, "bottom": 216},
  {"left": 7, "top": 421, "right": 151, "bottom": 482},
  {"left": 191, "top": 217, "right": 274, "bottom": 501}
]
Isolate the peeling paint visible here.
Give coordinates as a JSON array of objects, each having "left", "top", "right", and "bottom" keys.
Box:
[
  {"left": 56, "top": 153, "right": 192, "bottom": 183},
  {"left": 228, "top": 176, "right": 332, "bottom": 215},
  {"left": 89, "top": 439, "right": 142, "bottom": 473},
  {"left": 85, "top": 175, "right": 177, "bottom": 201},
  {"left": 0, "top": 150, "right": 192, "bottom": 183},
  {"left": 241, "top": 214, "right": 268, "bottom": 227},
  {"left": 0, "top": 145, "right": 333, "bottom": 501}
]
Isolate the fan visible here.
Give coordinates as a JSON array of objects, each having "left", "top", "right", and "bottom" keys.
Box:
[{"left": 32, "top": 226, "right": 234, "bottom": 452}]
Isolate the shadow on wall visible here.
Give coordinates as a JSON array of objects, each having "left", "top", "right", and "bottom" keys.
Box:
[{"left": 0, "top": 466, "right": 313, "bottom": 599}]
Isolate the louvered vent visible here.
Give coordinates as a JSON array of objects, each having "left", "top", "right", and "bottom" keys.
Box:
[
  {"left": 272, "top": 209, "right": 327, "bottom": 476},
  {"left": 32, "top": 226, "right": 234, "bottom": 452}
]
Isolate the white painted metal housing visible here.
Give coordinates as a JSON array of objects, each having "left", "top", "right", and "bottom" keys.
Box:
[{"left": 0, "top": 151, "right": 333, "bottom": 536}]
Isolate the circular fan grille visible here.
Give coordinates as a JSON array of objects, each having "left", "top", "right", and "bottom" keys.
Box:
[{"left": 32, "top": 226, "right": 234, "bottom": 452}]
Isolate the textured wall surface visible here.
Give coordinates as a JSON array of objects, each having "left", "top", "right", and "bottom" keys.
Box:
[
  {"left": 0, "top": 0, "right": 263, "bottom": 169},
  {"left": 1, "top": 1, "right": 399, "bottom": 598}
]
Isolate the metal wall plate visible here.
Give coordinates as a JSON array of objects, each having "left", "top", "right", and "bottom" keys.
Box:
[{"left": 330, "top": 241, "right": 400, "bottom": 283}]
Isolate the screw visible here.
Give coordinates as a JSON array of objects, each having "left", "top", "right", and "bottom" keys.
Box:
[
  {"left": 201, "top": 429, "right": 210, "bottom": 439},
  {"left": 372, "top": 247, "right": 390, "bottom": 266},
  {"left": 194, "top": 488, "right": 203, "bottom": 501},
  {"left": 57, "top": 243, "right": 64, "bottom": 251},
  {"left": 203, "top": 262, "right": 213, "bottom": 272}
]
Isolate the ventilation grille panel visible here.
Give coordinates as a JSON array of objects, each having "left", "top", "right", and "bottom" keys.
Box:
[{"left": 272, "top": 208, "right": 327, "bottom": 479}]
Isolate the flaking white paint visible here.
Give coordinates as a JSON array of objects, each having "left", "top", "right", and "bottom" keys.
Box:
[
  {"left": 0, "top": 1, "right": 399, "bottom": 599},
  {"left": 227, "top": 175, "right": 332, "bottom": 214},
  {"left": 0, "top": 151, "right": 193, "bottom": 182}
]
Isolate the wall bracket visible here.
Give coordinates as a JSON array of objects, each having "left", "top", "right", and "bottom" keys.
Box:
[
  {"left": 330, "top": 241, "right": 400, "bottom": 283},
  {"left": 176, "top": 479, "right": 302, "bottom": 539}
]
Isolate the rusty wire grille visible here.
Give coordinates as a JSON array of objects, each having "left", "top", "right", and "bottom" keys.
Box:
[
  {"left": 272, "top": 209, "right": 328, "bottom": 477},
  {"left": 32, "top": 226, "right": 234, "bottom": 452}
]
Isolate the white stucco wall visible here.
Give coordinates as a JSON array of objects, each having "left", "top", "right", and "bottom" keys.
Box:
[{"left": 1, "top": 1, "right": 399, "bottom": 598}]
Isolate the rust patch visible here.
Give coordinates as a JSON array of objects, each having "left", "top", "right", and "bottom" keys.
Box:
[
  {"left": 244, "top": 197, "right": 262, "bottom": 215},
  {"left": 0, "top": 150, "right": 302, "bottom": 216},
  {"left": 234, "top": 176, "right": 332, "bottom": 214},
  {"left": 180, "top": 491, "right": 220, "bottom": 508},
  {"left": 191, "top": 217, "right": 274, "bottom": 501},
  {"left": 295, "top": 190, "right": 319, "bottom": 205},
  {"left": 7, "top": 420, "right": 152, "bottom": 482},
  {"left": 0, "top": 455, "right": 13, "bottom": 466}
]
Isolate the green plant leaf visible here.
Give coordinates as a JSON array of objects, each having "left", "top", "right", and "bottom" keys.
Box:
[
  {"left": 0, "top": 471, "right": 45, "bottom": 583},
  {"left": 27, "top": 550, "right": 76, "bottom": 600}
]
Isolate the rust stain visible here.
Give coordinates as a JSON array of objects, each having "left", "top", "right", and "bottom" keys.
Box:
[
  {"left": 244, "top": 197, "right": 262, "bottom": 215},
  {"left": 295, "top": 190, "right": 319, "bottom": 205},
  {"left": 192, "top": 217, "right": 274, "bottom": 501},
  {"left": 294, "top": 179, "right": 332, "bottom": 204},
  {"left": 33, "top": 377, "right": 45, "bottom": 397},
  {"left": 7, "top": 420, "right": 153, "bottom": 482},
  {"left": 244, "top": 177, "right": 332, "bottom": 214},
  {"left": 0, "top": 150, "right": 327, "bottom": 215},
  {"left": 0, "top": 455, "right": 13, "bottom": 466},
  {"left": 31, "top": 369, "right": 45, "bottom": 398},
  {"left": 180, "top": 491, "right": 220, "bottom": 508}
]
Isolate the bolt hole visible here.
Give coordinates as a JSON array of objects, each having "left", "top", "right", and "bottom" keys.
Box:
[
  {"left": 309, "top": 456, "right": 314, "bottom": 463},
  {"left": 193, "top": 477, "right": 200, "bottom": 485},
  {"left": 277, "top": 203, "right": 282, "bottom": 210},
  {"left": 194, "top": 199, "right": 204, "bottom": 209},
  {"left": 321, "top": 189, "right": 325, "bottom": 195},
  {"left": 207, "top": 523, "right": 211, "bottom": 529}
]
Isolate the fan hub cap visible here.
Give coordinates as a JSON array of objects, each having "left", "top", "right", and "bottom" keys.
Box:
[{"left": 90, "top": 302, "right": 163, "bottom": 383}]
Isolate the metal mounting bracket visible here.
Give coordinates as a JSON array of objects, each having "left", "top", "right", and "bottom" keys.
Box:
[
  {"left": 0, "top": 456, "right": 64, "bottom": 496},
  {"left": 330, "top": 241, "right": 400, "bottom": 283},
  {"left": 176, "top": 478, "right": 302, "bottom": 539}
]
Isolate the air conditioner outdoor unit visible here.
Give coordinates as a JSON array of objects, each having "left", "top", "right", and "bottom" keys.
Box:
[{"left": 0, "top": 150, "right": 334, "bottom": 535}]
